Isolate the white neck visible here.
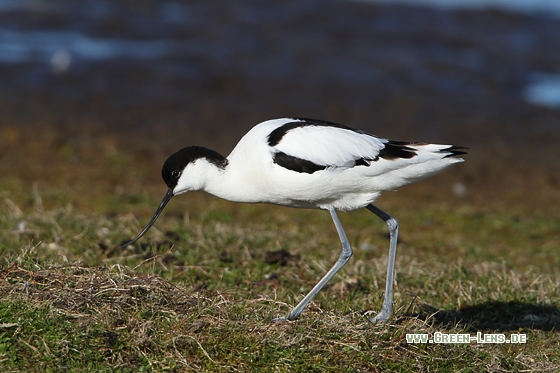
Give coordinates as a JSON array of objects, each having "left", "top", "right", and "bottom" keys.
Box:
[{"left": 175, "top": 157, "right": 259, "bottom": 203}]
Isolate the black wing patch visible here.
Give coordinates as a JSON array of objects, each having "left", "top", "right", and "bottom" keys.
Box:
[
  {"left": 354, "top": 158, "right": 371, "bottom": 167},
  {"left": 273, "top": 153, "right": 374, "bottom": 174},
  {"left": 376, "top": 141, "right": 420, "bottom": 161},
  {"left": 273, "top": 152, "right": 327, "bottom": 174}
]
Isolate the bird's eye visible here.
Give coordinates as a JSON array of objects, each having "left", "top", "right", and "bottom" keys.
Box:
[{"left": 171, "top": 170, "right": 181, "bottom": 178}]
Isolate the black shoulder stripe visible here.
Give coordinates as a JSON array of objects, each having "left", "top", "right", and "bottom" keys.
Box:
[
  {"left": 267, "top": 117, "right": 367, "bottom": 147},
  {"left": 268, "top": 122, "right": 306, "bottom": 147},
  {"left": 273, "top": 152, "right": 327, "bottom": 174},
  {"left": 289, "top": 117, "right": 355, "bottom": 130}
]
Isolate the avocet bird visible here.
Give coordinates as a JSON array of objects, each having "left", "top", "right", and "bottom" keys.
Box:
[{"left": 121, "top": 117, "right": 466, "bottom": 324}]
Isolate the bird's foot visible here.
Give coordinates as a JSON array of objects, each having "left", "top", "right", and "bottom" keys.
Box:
[
  {"left": 272, "top": 315, "right": 286, "bottom": 323},
  {"left": 273, "top": 311, "right": 299, "bottom": 323},
  {"left": 367, "top": 309, "right": 391, "bottom": 325}
]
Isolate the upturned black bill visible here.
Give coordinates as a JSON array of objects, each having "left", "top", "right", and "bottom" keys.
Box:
[{"left": 119, "top": 188, "right": 174, "bottom": 248}]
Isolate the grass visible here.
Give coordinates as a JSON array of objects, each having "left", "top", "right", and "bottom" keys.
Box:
[{"left": 0, "top": 134, "right": 559, "bottom": 372}]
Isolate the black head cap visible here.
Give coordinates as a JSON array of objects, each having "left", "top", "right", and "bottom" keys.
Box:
[{"left": 161, "top": 146, "right": 228, "bottom": 190}]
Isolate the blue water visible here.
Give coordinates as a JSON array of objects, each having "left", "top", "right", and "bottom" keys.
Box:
[
  {"left": 524, "top": 74, "right": 560, "bottom": 108},
  {"left": 361, "top": 0, "right": 560, "bottom": 17},
  {"left": 1, "top": 0, "right": 559, "bottom": 113},
  {"left": 0, "top": 29, "right": 175, "bottom": 64},
  {"left": 359, "top": 0, "right": 560, "bottom": 109}
]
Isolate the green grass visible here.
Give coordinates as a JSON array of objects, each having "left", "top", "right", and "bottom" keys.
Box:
[{"left": 0, "top": 138, "right": 559, "bottom": 371}]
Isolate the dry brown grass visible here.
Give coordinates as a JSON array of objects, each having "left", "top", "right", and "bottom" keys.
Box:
[
  {"left": 1, "top": 258, "right": 559, "bottom": 372},
  {"left": 1, "top": 126, "right": 559, "bottom": 371}
]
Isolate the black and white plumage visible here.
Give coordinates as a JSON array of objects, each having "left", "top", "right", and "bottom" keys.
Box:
[{"left": 121, "top": 117, "right": 467, "bottom": 324}]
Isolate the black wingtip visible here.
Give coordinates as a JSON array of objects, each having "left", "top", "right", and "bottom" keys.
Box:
[{"left": 443, "top": 145, "right": 469, "bottom": 158}]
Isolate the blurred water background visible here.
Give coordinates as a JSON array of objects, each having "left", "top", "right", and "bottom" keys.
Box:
[{"left": 1, "top": 0, "right": 559, "bottom": 189}]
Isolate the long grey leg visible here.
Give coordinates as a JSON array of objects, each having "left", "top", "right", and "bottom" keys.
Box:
[
  {"left": 276, "top": 207, "right": 353, "bottom": 321},
  {"left": 366, "top": 204, "right": 399, "bottom": 324}
]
